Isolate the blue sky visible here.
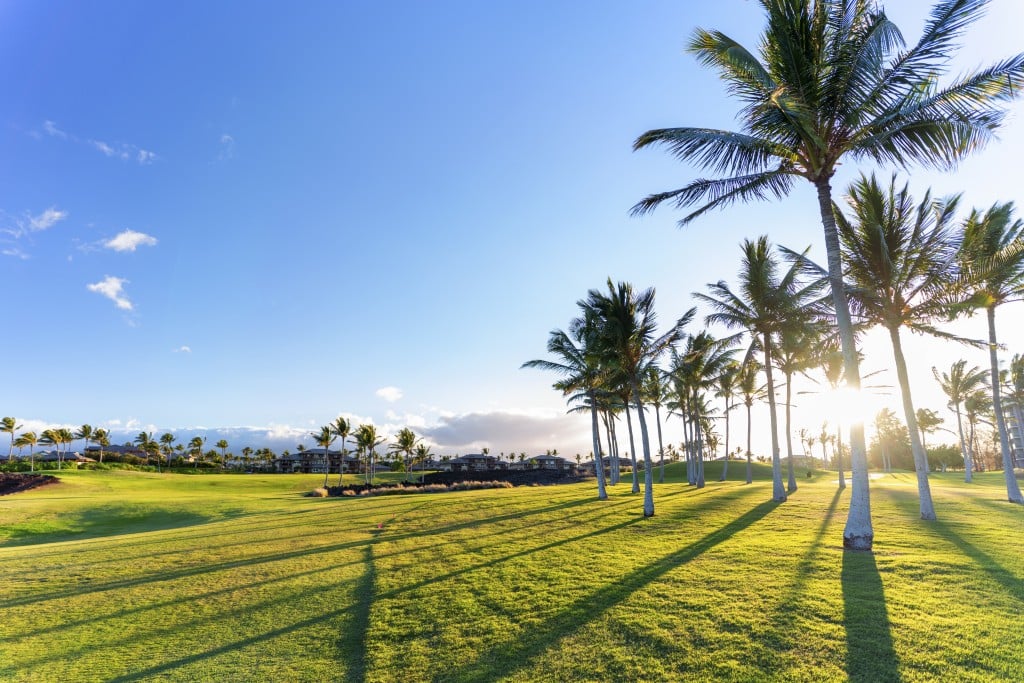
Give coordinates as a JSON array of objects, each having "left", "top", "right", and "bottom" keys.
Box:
[{"left": 3, "top": 1, "right": 1023, "bottom": 456}]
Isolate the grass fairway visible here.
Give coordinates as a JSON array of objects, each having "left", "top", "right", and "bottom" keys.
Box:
[{"left": 1, "top": 466, "right": 1022, "bottom": 682}]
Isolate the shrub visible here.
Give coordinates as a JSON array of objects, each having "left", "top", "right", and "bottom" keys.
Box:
[{"left": 307, "top": 487, "right": 329, "bottom": 497}]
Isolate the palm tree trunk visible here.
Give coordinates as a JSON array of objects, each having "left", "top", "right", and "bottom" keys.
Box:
[
  {"left": 654, "top": 403, "right": 666, "bottom": 484},
  {"left": 632, "top": 380, "right": 656, "bottom": 517},
  {"left": 605, "top": 412, "right": 620, "bottom": 486},
  {"left": 624, "top": 403, "right": 640, "bottom": 494},
  {"left": 763, "top": 335, "right": 786, "bottom": 502},
  {"left": 720, "top": 396, "right": 730, "bottom": 482},
  {"left": 887, "top": 324, "right": 937, "bottom": 520},
  {"left": 815, "top": 178, "right": 872, "bottom": 549},
  {"left": 987, "top": 306, "right": 1024, "bottom": 503},
  {"left": 589, "top": 392, "right": 608, "bottom": 500},
  {"left": 835, "top": 426, "right": 846, "bottom": 489},
  {"left": 785, "top": 371, "right": 797, "bottom": 493},
  {"left": 745, "top": 402, "right": 753, "bottom": 484}
]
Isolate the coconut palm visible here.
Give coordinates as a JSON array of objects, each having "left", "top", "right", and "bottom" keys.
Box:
[
  {"left": 331, "top": 417, "right": 352, "bottom": 486},
  {"left": 39, "top": 428, "right": 61, "bottom": 469},
  {"left": 642, "top": 365, "right": 671, "bottom": 484},
  {"left": 159, "top": 433, "right": 176, "bottom": 470},
  {"left": 964, "top": 390, "right": 993, "bottom": 473},
  {"left": 836, "top": 174, "right": 972, "bottom": 519},
  {"left": 934, "top": 360, "right": 988, "bottom": 481},
  {"left": 737, "top": 359, "right": 766, "bottom": 485},
  {"left": 774, "top": 321, "right": 829, "bottom": 492},
  {"left": 523, "top": 312, "right": 611, "bottom": 500},
  {"left": 695, "top": 236, "right": 824, "bottom": 502},
  {"left": 74, "top": 424, "right": 94, "bottom": 458},
  {"left": 312, "top": 426, "right": 336, "bottom": 488},
  {"left": 355, "top": 424, "right": 386, "bottom": 486},
  {"left": 2, "top": 417, "right": 23, "bottom": 461},
  {"left": 915, "top": 409, "right": 943, "bottom": 455},
  {"left": 189, "top": 436, "right": 206, "bottom": 468},
  {"left": 580, "top": 279, "right": 691, "bottom": 516},
  {"left": 215, "top": 439, "right": 229, "bottom": 461},
  {"left": 632, "top": 0, "right": 1024, "bottom": 549},
  {"left": 715, "top": 361, "right": 741, "bottom": 482},
  {"left": 957, "top": 201, "right": 1024, "bottom": 503},
  {"left": 94, "top": 428, "right": 109, "bottom": 464},
  {"left": 389, "top": 427, "right": 421, "bottom": 482},
  {"left": 413, "top": 443, "right": 433, "bottom": 483},
  {"left": 14, "top": 432, "right": 37, "bottom": 471}
]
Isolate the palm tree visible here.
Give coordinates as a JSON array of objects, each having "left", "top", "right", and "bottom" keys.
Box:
[
  {"left": 695, "top": 236, "right": 824, "bottom": 502},
  {"left": 964, "top": 390, "right": 992, "bottom": 473},
  {"left": 773, "top": 321, "right": 828, "bottom": 492},
  {"left": 332, "top": 417, "right": 352, "bottom": 486},
  {"left": 957, "top": 201, "right": 1024, "bottom": 503},
  {"left": 312, "top": 426, "right": 336, "bottom": 488},
  {"left": 57, "top": 428, "right": 74, "bottom": 467},
  {"left": 94, "top": 428, "right": 109, "bottom": 464},
  {"left": 413, "top": 443, "right": 432, "bottom": 483},
  {"left": 836, "top": 174, "right": 971, "bottom": 519},
  {"left": 355, "top": 424, "right": 386, "bottom": 486},
  {"left": 14, "top": 431, "right": 37, "bottom": 471},
  {"left": 715, "top": 361, "right": 740, "bottom": 482},
  {"left": 389, "top": 427, "right": 421, "bottom": 482},
  {"left": 915, "top": 409, "right": 943, "bottom": 456},
  {"left": 632, "top": 0, "right": 1024, "bottom": 549},
  {"left": 160, "top": 433, "right": 176, "bottom": 471},
  {"left": 580, "top": 279, "right": 691, "bottom": 516},
  {"left": 189, "top": 436, "right": 206, "bottom": 468},
  {"left": 215, "top": 439, "right": 229, "bottom": 461},
  {"left": 135, "top": 432, "right": 155, "bottom": 468},
  {"left": 523, "top": 311, "right": 614, "bottom": 500},
  {"left": 2, "top": 417, "right": 23, "bottom": 461},
  {"left": 737, "top": 359, "right": 765, "bottom": 485},
  {"left": 39, "top": 429, "right": 59, "bottom": 469},
  {"left": 934, "top": 360, "right": 989, "bottom": 482},
  {"left": 74, "top": 424, "right": 94, "bottom": 459},
  {"left": 642, "top": 366, "right": 671, "bottom": 484}
]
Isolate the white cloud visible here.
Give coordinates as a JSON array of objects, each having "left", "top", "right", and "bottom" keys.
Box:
[
  {"left": 91, "top": 140, "right": 117, "bottom": 157},
  {"left": 137, "top": 150, "right": 157, "bottom": 164},
  {"left": 104, "top": 229, "right": 157, "bottom": 252},
  {"left": 29, "top": 207, "right": 67, "bottom": 232},
  {"left": 42, "top": 120, "right": 68, "bottom": 139},
  {"left": 87, "top": 275, "right": 133, "bottom": 311},
  {"left": 376, "top": 386, "right": 403, "bottom": 403},
  {"left": 2, "top": 247, "right": 29, "bottom": 260},
  {"left": 173, "top": 345, "right": 191, "bottom": 353},
  {"left": 217, "top": 134, "right": 235, "bottom": 161}
]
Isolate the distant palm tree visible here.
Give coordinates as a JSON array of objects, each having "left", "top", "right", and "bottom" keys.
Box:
[
  {"left": 74, "top": 424, "right": 94, "bottom": 459},
  {"left": 714, "top": 361, "right": 740, "bottom": 482},
  {"left": 642, "top": 365, "right": 670, "bottom": 484},
  {"left": 934, "top": 360, "right": 989, "bottom": 482},
  {"left": 389, "top": 427, "right": 420, "bottom": 482},
  {"left": 632, "top": 0, "right": 1024, "bottom": 549},
  {"left": 915, "top": 409, "right": 943, "bottom": 458},
  {"left": 332, "top": 417, "right": 352, "bottom": 486},
  {"left": 312, "top": 426, "right": 336, "bottom": 488},
  {"left": 696, "top": 237, "right": 824, "bottom": 502},
  {"left": 189, "top": 436, "right": 206, "bottom": 468},
  {"left": 957, "top": 201, "right": 1024, "bottom": 503},
  {"left": 215, "top": 439, "right": 229, "bottom": 461},
  {"left": 355, "top": 424, "right": 386, "bottom": 486},
  {"left": 160, "top": 433, "right": 176, "bottom": 470},
  {"left": 14, "top": 431, "right": 37, "bottom": 471},
  {"left": 774, "top": 321, "right": 827, "bottom": 493},
  {"left": 94, "top": 428, "right": 110, "bottom": 463},
  {"left": 580, "top": 279, "right": 691, "bottom": 516},
  {"left": 737, "top": 359, "right": 765, "bottom": 485},
  {"left": 964, "top": 390, "right": 992, "bottom": 473},
  {"left": 2, "top": 417, "right": 23, "bottom": 461},
  {"left": 413, "top": 443, "right": 432, "bottom": 483}
]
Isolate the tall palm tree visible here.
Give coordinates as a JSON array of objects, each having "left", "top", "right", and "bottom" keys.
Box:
[
  {"left": 773, "top": 322, "right": 828, "bottom": 492},
  {"left": 135, "top": 432, "right": 155, "bottom": 468},
  {"left": 312, "top": 426, "right": 337, "bottom": 488},
  {"left": 2, "top": 417, "right": 23, "bottom": 461},
  {"left": 580, "top": 279, "right": 691, "bottom": 516},
  {"left": 39, "top": 428, "right": 60, "bottom": 469},
  {"left": 57, "top": 428, "right": 74, "bottom": 467},
  {"left": 737, "top": 359, "right": 765, "bottom": 485},
  {"left": 215, "top": 439, "right": 229, "bottom": 461},
  {"left": 964, "top": 389, "right": 992, "bottom": 473},
  {"left": 14, "top": 432, "right": 37, "bottom": 471},
  {"left": 389, "top": 427, "right": 421, "bottom": 482},
  {"left": 523, "top": 312, "right": 610, "bottom": 500},
  {"left": 94, "top": 428, "right": 109, "bottom": 464},
  {"left": 715, "top": 361, "right": 740, "bottom": 482},
  {"left": 355, "top": 424, "right": 386, "bottom": 486},
  {"left": 836, "top": 173, "right": 971, "bottom": 519},
  {"left": 332, "top": 417, "right": 352, "bottom": 486},
  {"left": 934, "top": 360, "right": 989, "bottom": 482},
  {"left": 632, "top": 0, "right": 1024, "bottom": 550},
  {"left": 696, "top": 236, "right": 824, "bottom": 502},
  {"left": 642, "top": 365, "right": 671, "bottom": 484},
  {"left": 413, "top": 443, "right": 432, "bottom": 483},
  {"left": 915, "top": 409, "right": 943, "bottom": 455},
  {"left": 189, "top": 436, "right": 206, "bottom": 468},
  {"left": 74, "top": 424, "right": 94, "bottom": 459},
  {"left": 957, "top": 201, "right": 1024, "bottom": 503},
  {"left": 160, "top": 433, "right": 176, "bottom": 470}
]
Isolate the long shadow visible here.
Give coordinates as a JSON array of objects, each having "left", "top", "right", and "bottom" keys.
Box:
[
  {"left": 443, "top": 499, "right": 779, "bottom": 681},
  {"left": 342, "top": 546, "right": 375, "bottom": 683},
  {"left": 841, "top": 550, "right": 899, "bottom": 683}
]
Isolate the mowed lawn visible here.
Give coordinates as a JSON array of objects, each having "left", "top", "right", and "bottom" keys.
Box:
[{"left": 1, "top": 466, "right": 1022, "bottom": 682}]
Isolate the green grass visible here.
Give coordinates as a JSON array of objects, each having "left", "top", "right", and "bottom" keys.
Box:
[{"left": 1, "top": 465, "right": 1021, "bottom": 681}]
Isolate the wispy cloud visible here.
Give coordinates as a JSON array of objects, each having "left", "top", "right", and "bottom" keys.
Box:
[
  {"left": 105, "top": 229, "right": 157, "bottom": 252},
  {"left": 2, "top": 247, "right": 29, "bottom": 260},
  {"left": 375, "top": 386, "right": 403, "bottom": 403},
  {"left": 217, "top": 134, "right": 235, "bottom": 161},
  {"left": 29, "top": 207, "right": 68, "bottom": 232},
  {"left": 39, "top": 120, "right": 157, "bottom": 165},
  {"left": 173, "top": 345, "right": 192, "bottom": 353},
  {"left": 87, "top": 275, "right": 133, "bottom": 311}
]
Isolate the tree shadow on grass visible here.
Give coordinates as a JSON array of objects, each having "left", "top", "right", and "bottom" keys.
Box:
[
  {"left": 341, "top": 546, "right": 375, "bottom": 683},
  {"left": 842, "top": 550, "right": 899, "bottom": 683},
  {"left": 443, "top": 499, "right": 779, "bottom": 682}
]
